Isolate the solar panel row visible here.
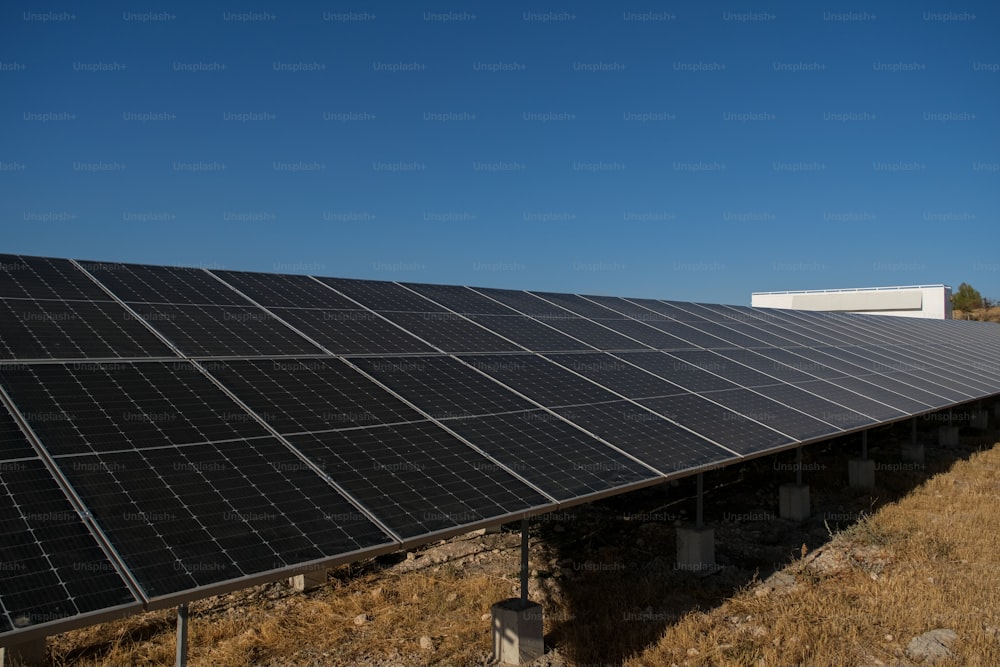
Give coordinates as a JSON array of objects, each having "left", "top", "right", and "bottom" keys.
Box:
[{"left": 2, "top": 253, "right": 999, "bottom": 642}]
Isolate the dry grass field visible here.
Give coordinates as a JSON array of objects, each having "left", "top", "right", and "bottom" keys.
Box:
[
  {"left": 46, "top": 420, "right": 1000, "bottom": 667},
  {"left": 953, "top": 307, "right": 1000, "bottom": 323}
]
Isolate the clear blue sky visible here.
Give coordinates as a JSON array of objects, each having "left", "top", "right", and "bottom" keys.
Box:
[{"left": 2, "top": 1, "right": 998, "bottom": 305}]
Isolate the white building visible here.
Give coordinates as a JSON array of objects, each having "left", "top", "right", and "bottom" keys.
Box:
[{"left": 751, "top": 285, "right": 953, "bottom": 320}]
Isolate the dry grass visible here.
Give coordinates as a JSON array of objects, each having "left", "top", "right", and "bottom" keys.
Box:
[
  {"left": 953, "top": 307, "right": 1000, "bottom": 323},
  {"left": 626, "top": 444, "right": 1000, "bottom": 667},
  {"left": 48, "top": 435, "right": 1000, "bottom": 667}
]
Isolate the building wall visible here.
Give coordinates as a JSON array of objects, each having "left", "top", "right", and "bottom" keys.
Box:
[{"left": 751, "top": 285, "right": 952, "bottom": 319}]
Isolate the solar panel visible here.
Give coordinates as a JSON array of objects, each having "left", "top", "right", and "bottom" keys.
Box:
[
  {"left": 58, "top": 438, "right": 394, "bottom": 598},
  {"left": 0, "top": 299, "right": 176, "bottom": 360},
  {"left": 349, "top": 355, "right": 537, "bottom": 419},
  {"left": 79, "top": 261, "right": 250, "bottom": 306},
  {"left": 472, "top": 287, "right": 565, "bottom": 317},
  {"left": 200, "top": 358, "right": 424, "bottom": 434},
  {"left": 125, "top": 304, "right": 324, "bottom": 357},
  {"left": 552, "top": 401, "right": 738, "bottom": 473},
  {"left": 286, "top": 422, "right": 551, "bottom": 538},
  {"left": 3, "top": 253, "right": 1000, "bottom": 645},
  {"left": 376, "top": 311, "right": 523, "bottom": 353},
  {"left": 462, "top": 354, "right": 622, "bottom": 407},
  {"left": 0, "top": 458, "right": 142, "bottom": 633},
  {"left": 267, "top": 308, "right": 435, "bottom": 355},
  {"left": 211, "top": 270, "right": 358, "bottom": 310},
  {"left": 0, "top": 255, "right": 107, "bottom": 301},
  {"left": 614, "top": 351, "right": 740, "bottom": 393},
  {"left": 529, "top": 292, "right": 623, "bottom": 320},
  {"left": 316, "top": 278, "right": 447, "bottom": 313},
  {"left": 533, "top": 316, "right": 647, "bottom": 350},
  {"left": 0, "top": 362, "right": 270, "bottom": 456},
  {"left": 401, "top": 283, "right": 516, "bottom": 315},
  {"left": 466, "top": 315, "right": 593, "bottom": 351},
  {"left": 543, "top": 352, "right": 688, "bottom": 399},
  {"left": 637, "top": 394, "right": 793, "bottom": 454},
  {"left": 442, "top": 410, "right": 660, "bottom": 500}
]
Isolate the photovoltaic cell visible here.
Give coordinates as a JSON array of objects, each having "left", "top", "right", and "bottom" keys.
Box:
[
  {"left": 790, "top": 380, "right": 906, "bottom": 422},
  {"left": 596, "top": 318, "right": 695, "bottom": 349},
  {"left": 536, "top": 317, "right": 646, "bottom": 350},
  {"left": 80, "top": 262, "right": 250, "bottom": 306},
  {"left": 0, "top": 459, "right": 140, "bottom": 633},
  {"left": 543, "top": 352, "right": 687, "bottom": 399},
  {"left": 0, "top": 362, "right": 270, "bottom": 456},
  {"left": 286, "top": 422, "right": 551, "bottom": 538},
  {"left": 638, "top": 394, "right": 793, "bottom": 455},
  {"left": 316, "top": 278, "right": 447, "bottom": 313},
  {"left": 442, "top": 411, "right": 658, "bottom": 500},
  {"left": 377, "top": 312, "right": 522, "bottom": 353},
  {"left": 668, "top": 349, "right": 782, "bottom": 388},
  {"left": 701, "top": 387, "right": 841, "bottom": 441},
  {"left": 552, "top": 401, "right": 735, "bottom": 474},
  {"left": 127, "top": 304, "right": 323, "bottom": 357},
  {"left": 529, "top": 292, "right": 623, "bottom": 320},
  {"left": 462, "top": 355, "right": 621, "bottom": 407},
  {"left": 472, "top": 288, "right": 565, "bottom": 316},
  {"left": 201, "top": 358, "right": 424, "bottom": 434},
  {"left": 614, "top": 351, "right": 740, "bottom": 393},
  {"left": 268, "top": 308, "right": 435, "bottom": 355},
  {"left": 401, "top": 283, "right": 516, "bottom": 315},
  {"left": 749, "top": 382, "right": 876, "bottom": 430},
  {"left": 57, "top": 438, "right": 394, "bottom": 598},
  {"left": 643, "top": 320, "right": 734, "bottom": 348},
  {"left": 211, "top": 270, "right": 357, "bottom": 310},
  {"left": 0, "top": 255, "right": 107, "bottom": 301},
  {"left": 467, "top": 315, "right": 592, "bottom": 351},
  {"left": 0, "top": 403, "right": 36, "bottom": 462},
  {"left": 349, "top": 356, "right": 537, "bottom": 419},
  {"left": 0, "top": 299, "right": 175, "bottom": 360}
]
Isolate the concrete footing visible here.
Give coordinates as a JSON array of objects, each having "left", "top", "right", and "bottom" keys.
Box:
[
  {"left": 970, "top": 410, "right": 989, "bottom": 430},
  {"left": 0, "top": 638, "right": 47, "bottom": 667},
  {"left": 901, "top": 442, "right": 925, "bottom": 464},
  {"left": 779, "top": 483, "right": 810, "bottom": 521},
  {"left": 676, "top": 526, "right": 715, "bottom": 572},
  {"left": 288, "top": 569, "right": 326, "bottom": 592},
  {"left": 485, "top": 524, "right": 503, "bottom": 534},
  {"left": 848, "top": 459, "right": 875, "bottom": 488},
  {"left": 938, "top": 425, "right": 960, "bottom": 447},
  {"left": 491, "top": 598, "right": 544, "bottom": 665}
]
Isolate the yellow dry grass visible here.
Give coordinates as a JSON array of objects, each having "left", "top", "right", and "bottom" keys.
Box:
[
  {"left": 626, "top": 444, "right": 1000, "bottom": 667},
  {"left": 953, "top": 307, "right": 1000, "bottom": 323}
]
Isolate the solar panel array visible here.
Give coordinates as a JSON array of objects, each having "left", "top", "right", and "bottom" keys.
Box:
[{"left": 2, "top": 254, "right": 999, "bottom": 642}]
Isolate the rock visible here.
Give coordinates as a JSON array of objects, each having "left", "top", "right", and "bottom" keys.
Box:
[
  {"left": 419, "top": 635, "right": 435, "bottom": 650},
  {"left": 687, "top": 647, "right": 699, "bottom": 656},
  {"left": 905, "top": 628, "right": 957, "bottom": 663},
  {"left": 353, "top": 613, "right": 368, "bottom": 626},
  {"left": 446, "top": 592, "right": 458, "bottom": 602},
  {"left": 406, "top": 552, "right": 416, "bottom": 561}
]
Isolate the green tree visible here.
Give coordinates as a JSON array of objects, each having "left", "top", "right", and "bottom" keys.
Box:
[{"left": 951, "top": 282, "right": 983, "bottom": 313}]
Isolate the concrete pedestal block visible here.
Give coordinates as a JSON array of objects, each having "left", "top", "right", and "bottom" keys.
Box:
[
  {"left": 779, "top": 483, "right": 810, "bottom": 521},
  {"left": 970, "top": 410, "right": 989, "bottom": 430},
  {"left": 288, "top": 569, "right": 326, "bottom": 592},
  {"left": 484, "top": 524, "right": 503, "bottom": 534},
  {"left": 0, "top": 638, "right": 47, "bottom": 667},
  {"left": 676, "top": 526, "right": 715, "bottom": 572},
  {"left": 848, "top": 459, "right": 875, "bottom": 488},
  {"left": 901, "top": 442, "right": 925, "bottom": 464},
  {"left": 938, "top": 425, "right": 960, "bottom": 447},
  {"left": 491, "top": 598, "right": 544, "bottom": 665}
]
